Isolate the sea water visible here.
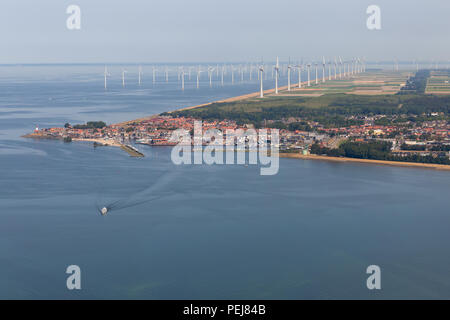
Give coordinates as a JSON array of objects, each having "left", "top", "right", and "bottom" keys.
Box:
[{"left": 1, "top": 65, "right": 450, "bottom": 299}]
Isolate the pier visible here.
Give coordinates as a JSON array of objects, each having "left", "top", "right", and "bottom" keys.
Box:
[{"left": 120, "top": 144, "right": 145, "bottom": 157}]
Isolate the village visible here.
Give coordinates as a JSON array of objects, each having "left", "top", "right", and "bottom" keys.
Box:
[{"left": 27, "top": 112, "right": 450, "bottom": 160}]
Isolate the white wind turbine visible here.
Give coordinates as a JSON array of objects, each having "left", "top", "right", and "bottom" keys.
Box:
[
  {"left": 295, "top": 63, "right": 302, "bottom": 88},
  {"left": 165, "top": 67, "right": 169, "bottom": 82},
  {"left": 287, "top": 59, "right": 292, "bottom": 91},
  {"left": 221, "top": 65, "right": 225, "bottom": 86},
  {"left": 334, "top": 58, "right": 337, "bottom": 79},
  {"left": 208, "top": 66, "right": 215, "bottom": 87},
  {"left": 231, "top": 65, "right": 234, "bottom": 84},
  {"left": 328, "top": 59, "right": 332, "bottom": 81},
  {"left": 122, "top": 68, "right": 128, "bottom": 87},
  {"left": 307, "top": 63, "right": 311, "bottom": 87},
  {"left": 322, "top": 57, "right": 326, "bottom": 83},
  {"left": 315, "top": 62, "right": 319, "bottom": 85},
  {"left": 196, "top": 65, "right": 204, "bottom": 89},
  {"left": 180, "top": 68, "right": 186, "bottom": 90},
  {"left": 138, "top": 65, "right": 143, "bottom": 86},
  {"left": 274, "top": 57, "right": 280, "bottom": 94},
  {"left": 240, "top": 65, "right": 244, "bottom": 83},
  {"left": 103, "top": 66, "right": 111, "bottom": 90},
  {"left": 153, "top": 66, "right": 156, "bottom": 84},
  {"left": 259, "top": 64, "right": 265, "bottom": 98}
]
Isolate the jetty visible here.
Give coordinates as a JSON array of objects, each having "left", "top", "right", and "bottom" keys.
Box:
[{"left": 120, "top": 144, "right": 145, "bottom": 157}]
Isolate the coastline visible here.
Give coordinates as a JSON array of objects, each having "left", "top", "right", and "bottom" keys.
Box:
[
  {"left": 23, "top": 76, "right": 450, "bottom": 171},
  {"left": 280, "top": 153, "right": 450, "bottom": 171}
]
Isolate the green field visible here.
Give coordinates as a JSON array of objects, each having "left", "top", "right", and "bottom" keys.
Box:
[{"left": 166, "top": 93, "right": 450, "bottom": 128}]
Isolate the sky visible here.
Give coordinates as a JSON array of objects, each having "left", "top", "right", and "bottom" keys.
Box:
[{"left": 0, "top": 0, "right": 449, "bottom": 64}]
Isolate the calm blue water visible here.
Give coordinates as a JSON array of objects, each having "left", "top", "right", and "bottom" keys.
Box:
[{"left": 1, "top": 65, "right": 450, "bottom": 299}]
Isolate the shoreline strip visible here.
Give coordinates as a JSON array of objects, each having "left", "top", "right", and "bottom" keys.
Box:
[{"left": 280, "top": 153, "right": 450, "bottom": 171}]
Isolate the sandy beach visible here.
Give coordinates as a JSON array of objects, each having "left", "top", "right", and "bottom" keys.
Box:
[{"left": 280, "top": 153, "right": 450, "bottom": 171}]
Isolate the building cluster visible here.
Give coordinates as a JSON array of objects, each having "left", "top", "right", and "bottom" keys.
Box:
[{"left": 32, "top": 113, "right": 450, "bottom": 158}]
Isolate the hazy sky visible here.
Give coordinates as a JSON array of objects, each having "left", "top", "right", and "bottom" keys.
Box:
[{"left": 0, "top": 0, "right": 449, "bottom": 63}]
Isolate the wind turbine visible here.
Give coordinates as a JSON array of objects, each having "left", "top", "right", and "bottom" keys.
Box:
[
  {"left": 259, "top": 64, "right": 264, "bottom": 98},
  {"left": 315, "top": 62, "right": 319, "bottom": 85},
  {"left": 180, "top": 68, "right": 186, "bottom": 90},
  {"left": 274, "top": 56, "right": 280, "bottom": 94},
  {"left": 307, "top": 63, "right": 311, "bottom": 87},
  {"left": 103, "top": 66, "right": 110, "bottom": 90},
  {"left": 165, "top": 67, "right": 169, "bottom": 82},
  {"left": 231, "top": 65, "right": 234, "bottom": 84},
  {"left": 322, "top": 57, "right": 326, "bottom": 83},
  {"left": 287, "top": 58, "right": 292, "bottom": 91},
  {"left": 221, "top": 65, "right": 225, "bottom": 86},
  {"left": 196, "top": 66, "right": 204, "bottom": 89},
  {"left": 138, "top": 65, "right": 143, "bottom": 86},
  {"left": 208, "top": 66, "right": 215, "bottom": 87},
  {"left": 295, "top": 63, "right": 302, "bottom": 88},
  {"left": 153, "top": 66, "right": 156, "bottom": 84},
  {"left": 122, "top": 68, "right": 128, "bottom": 87},
  {"left": 328, "top": 59, "right": 332, "bottom": 81},
  {"left": 334, "top": 58, "right": 337, "bottom": 79}
]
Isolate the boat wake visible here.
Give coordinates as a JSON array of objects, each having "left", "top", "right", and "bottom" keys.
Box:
[{"left": 95, "top": 170, "right": 178, "bottom": 215}]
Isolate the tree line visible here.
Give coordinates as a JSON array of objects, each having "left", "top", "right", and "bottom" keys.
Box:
[{"left": 311, "top": 140, "right": 450, "bottom": 165}]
